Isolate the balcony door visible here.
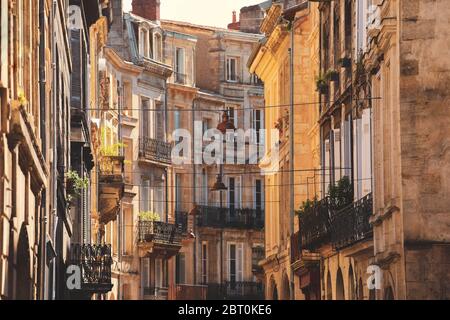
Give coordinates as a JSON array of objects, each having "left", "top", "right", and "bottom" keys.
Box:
[
  {"left": 142, "top": 258, "right": 168, "bottom": 298},
  {"left": 141, "top": 98, "right": 164, "bottom": 141},
  {"left": 141, "top": 174, "right": 165, "bottom": 221},
  {"left": 227, "top": 243, "right": 244, "bottom": 295},
  {"left": 227, "top": 176, "right": 241, "bottom": 216}
]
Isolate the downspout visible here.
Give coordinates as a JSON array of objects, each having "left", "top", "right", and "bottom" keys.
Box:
[
  {"left": 51, "top": 0, "right": 58, "bottom": 301},
  {"left": 288, "top": 21, "right": 295, "bottom": 301},
  {"left": 38, "top": 0, "right": 47, "bottom": 300},
  {"left": 191, "top": 97, "right": 197, "bottom": 285}
]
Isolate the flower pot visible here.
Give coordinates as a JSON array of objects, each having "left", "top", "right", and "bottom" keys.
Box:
[{"left": 340, "top": 57, "right": 351, "bottom": 69}]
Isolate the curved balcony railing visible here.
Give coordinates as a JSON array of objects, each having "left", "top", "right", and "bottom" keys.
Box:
[
  {"left": 299, "top": 197, "right": 332, "bottom": 251},
  {"left": 331, "top": 193, "right": 373, "bottom": 250},
  {"left": 68, "top": 244, "right": 113, "bottom": 294},
  {"left": 138, "top": 220, "right": 182, "bottom": 246},
  {"left": 139, "top": 137, "right": 172, "bottom": 164}
]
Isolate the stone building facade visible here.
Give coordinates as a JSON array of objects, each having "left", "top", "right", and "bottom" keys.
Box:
[
  {"left": 162, "top": 17, "right": 266, "bottom": 300},
  {"left": 249, "top": 0, "right": 321, "bottom": 300}
]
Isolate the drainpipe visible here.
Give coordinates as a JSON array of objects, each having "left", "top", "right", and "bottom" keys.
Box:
[
  {"left": 288, "top": 21, "right": 295, "bottom": 301},
  {"left": 191, "top": 97, "right": 197, "bottom": 285},
  {"left": 51, "top": 0, "right": 58, "bottom": 301},
  {"left": 38, "top": 0, "right": 47, "bottom": 300}
]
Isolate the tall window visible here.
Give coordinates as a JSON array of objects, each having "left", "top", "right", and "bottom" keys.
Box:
[
  {"left": 202, "top": 169, "right": 208, "bottom": 205},
  {"left": 255, "top": 179, "right": 263, "bottom": 213},
  {"left": 175, "top": 47, "right": 185, "bottom": 84},
  {"left": 228, "top": 177, "right": 241, "bottom": 214},
  {"left": 176, "top": 254, "right": 186, "bottom": 284},
  {"left": 153, "top": 32, "right": 162, "bottom": 61},
  {"left": 201, "top": 242, "right": 208, "bottom": 284},
  {"left": 228, "top": 243, "right": 243, "bottom": 283},
  {"left": 141, "top": 98, "right": 151, "bottom": 138},
  {"left": 227, "top": 107, "right": 238, "bottom": 128},
  {"left": 141, "top": 175, "right": 165, "bottom": 220},
  {"left": 226, "top": 57, "right": 238, "bottom": 82},
  {"left": 139, "top": 28, "right": 150, "bottom": 58},
  {"left": 123, "top": 207, "right": 133, "bottom": 255}
]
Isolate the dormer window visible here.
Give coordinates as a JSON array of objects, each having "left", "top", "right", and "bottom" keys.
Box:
[
  {"left": 139, "top": 27, "right": 151, "bottom": 58},
  {"left": 226, "top": 56, "right": 239, "bottom": 82},
  {"left": 153, "top": 32, "right": 162, "bottom": 62}
]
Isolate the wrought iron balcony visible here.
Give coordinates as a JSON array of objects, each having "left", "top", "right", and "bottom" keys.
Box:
[
  {"left": 196, "top": 206, "right": 264, "bottom": 230},
  {"left": 139, "top": 137, "right": 172, "bottom": 165},
  {"left": 299, "top": 197, "right": 332, "bottom": 252},
  {"left": 169, "top": 284, "right": 208, "bottom": 300},
  {"left": 175, "top": 211, "right": 189, "bottom": 234},
  {"left": 206, "top": 282, "right": 264, "bottom": 300},
  {"left": 331, "top": 193, "right": 373, "bottom": 250},
  {"left": 137, "top": 220, "right": 183, "bottom": 258},
  {"left": 68, "top": 244, "right": 113, "bottom": 295}
]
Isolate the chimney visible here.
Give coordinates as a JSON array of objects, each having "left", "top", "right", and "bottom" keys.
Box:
[
  {"left": 132, "top": 0, "right": 160, "bottom": 21},
  {"left": 232, "top": 11, "right": 237, "bottom": 24}
]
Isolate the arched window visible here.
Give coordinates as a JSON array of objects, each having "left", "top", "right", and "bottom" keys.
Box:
[
  {"left": 326, "top": 271, "right": 333, "bottom": 300},
  {"left": 358, "top": 277, "right": 364, "bottom": 300},
  {"left": 348, "top": 265, "right": 356, "bottom": 300},
  {"left": 385, "top": 286, "right": 394, "bottom": 300},
  {"left": 153, "top": 32, "right": 162, "bottom": 62},
  {"left": 336, "top": 268, "right": 345, "bottom": 300}
]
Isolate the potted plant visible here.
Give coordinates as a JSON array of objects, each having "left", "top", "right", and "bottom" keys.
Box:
[
  {"left": 316, "top": 75, "right": 329, "bottom": 95},
  {"left": 339, "top": 57, "right": 352, "bottom": 69},
  {"left": 139, "top": 211, "right": 161, "bottom": 222},
  {"left": 326, "top": 69, "right": 340, "bottom": 82},
  {"left": 65, "top": 170, "right": 89, "bottom": 206}
]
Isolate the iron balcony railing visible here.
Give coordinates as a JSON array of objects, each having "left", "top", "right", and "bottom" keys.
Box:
[
  {"left": 331, "top": 193, "right": 373, "bottom": 250},
  {"left": 299, "top": 197, "right": 332, "bottom": 251},
  {"left": 206, "top": 282, "right": 264, "bottom": 300},
  {"left": 138, "top": 220, "right": 182, "bottom": 246},
  {"left": 68, "top": 244, "right": 113, "bottom": 294},
  {"left": 139, "top": 137, "right": 172, "bottom": 164},
  {"left": 175, "top": 211, "right": 189, "bottom": 234},
  {"left": 169, "top": 284, "right": 208, "bottom": 300},
  {"left": 196, "top": 206, "right": 264, "bottom": 230}
]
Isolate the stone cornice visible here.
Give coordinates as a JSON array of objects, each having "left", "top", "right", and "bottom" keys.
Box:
[{"left": 260, "top": 3, "right": 283, "bottom": 36}]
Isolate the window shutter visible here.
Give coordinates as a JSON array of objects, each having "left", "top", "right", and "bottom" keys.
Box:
[
  {"left": 237, "top": 243, "right": 244, "bottom": 282},
  {"left": 70, "top": 29, "right": 82, "bottom": 109}
]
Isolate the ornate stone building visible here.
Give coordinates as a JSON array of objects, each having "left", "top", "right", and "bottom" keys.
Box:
[
  {"left": 162, "top": 14, "right": 266, "bottom": 300},
  {"left": 249, "top": 0, "right": 321, "bottom": 300}
]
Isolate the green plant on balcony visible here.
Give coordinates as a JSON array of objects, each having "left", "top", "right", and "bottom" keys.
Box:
[
  {"left": 328, "top": 176, "right": 354, "bottom": 211},
  {"left": 325, "top": 69, "right": 340, "bottom": 82},
  {"left": 139, "top": 211, "right": 161, "bottom": 222},
  {"left": 18, "top": 87, "right": 29, "bottom": 106},
  {"left": 296, "top": 197, "right": 318, "bottom": 218},
  {"left": 338, "top": 57, "right": 352, "bottom": 69},
  {"left": 66, "top": 170, "right": 89, "bottom": 205},
  {"left": 315, "top": 74, "right": 329, "bottom": 95}
]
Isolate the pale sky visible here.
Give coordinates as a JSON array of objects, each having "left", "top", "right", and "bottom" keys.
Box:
[{"left": 124, "top": 0, "right": 262, "bottom": 28}]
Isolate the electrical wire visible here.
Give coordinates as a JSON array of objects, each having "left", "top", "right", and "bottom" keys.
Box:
[{"left": 71, "top": 97, "right": 381, "bottom": 113}]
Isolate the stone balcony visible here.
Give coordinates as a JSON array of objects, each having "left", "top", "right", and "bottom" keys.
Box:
[{"left": 98, "top": 156, "right": 125, "bottom": 224}]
